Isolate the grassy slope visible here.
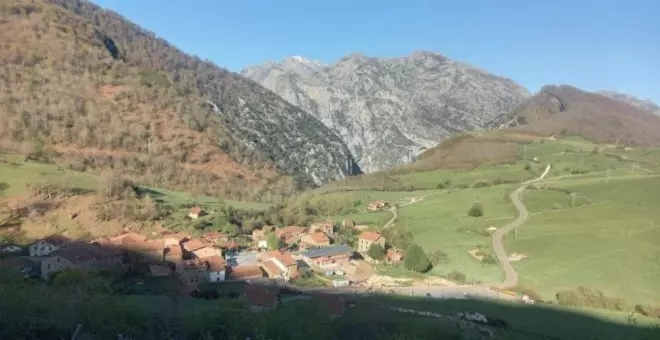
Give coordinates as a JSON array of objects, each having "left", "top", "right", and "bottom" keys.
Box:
[
  {"left": 0, "top": 152, "right": 266, "bottom": 240},
  {"left": 507, "top": 175, "right": 660, "bottom": 304},
  {"left": 0, "top": 152, "right": 98, "bottom": 196},
  {"left": 316, "top": 134, "right": 660, "bottom": 306}
]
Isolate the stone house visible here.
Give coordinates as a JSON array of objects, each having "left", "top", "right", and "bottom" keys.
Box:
[
  {"left": 192, "top": 245, "right": 222, "bottom": 259},
  {"left": 300, "top": 244, "right": 353, "bottom": 267},
  {"left": 309, "top": 220, "right": 335, "bottom": 235},
  {"left": 203, "top": 255, "right": 226, "bottom": 282},
  {"left": 275, "top": 226, "right": 306, "bottom": 245},
  {"left": 260, "top": 251, "right": 299, "bottom": 281},
  {"left": 386, "top": 248, "right": 404, "bottom": 264},
  {"left": 358, "top": 231, "right": 385, "bottom": 253},
  {"left": 29, "top": 234, "right": 70, "bottom": 257},
  {"left": 299, "top": 232, "right": 331, "bottom": 250},
  {"left": 40, "top": 242, "right": 122, "bottom": 279},
  {"left": 188, "top": 207, "right": 203, "bottom": 219}
]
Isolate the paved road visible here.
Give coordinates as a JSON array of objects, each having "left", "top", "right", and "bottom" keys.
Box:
[
  {"left": 491, "top": 165, "right": 551, "bottom": 289},
  {"left": 382, "top": 195, "right": 427, "bottom": 229}
]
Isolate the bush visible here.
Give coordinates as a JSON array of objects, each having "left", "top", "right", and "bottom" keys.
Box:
[
  {"left": 472, "top": 181, "right": 491, "bottom": 188},
  {"left": 524, "top": 164, "right": 532, "bottom": 171},
  {"left": 429, "top": 250, "right": 448, "bottom": 265},
  {"left": 455, "top": 183, "right": 469, "bottom": 189},
  {"left": 555, "top": 287, "right": 630, "bottom": 311},
  {"left": 446, "top": 270, "right": 466, "bottom": 284},
  {"left": 634, "top": 304, "right": 660, "bottom": 319},
  {"left": 367, "top": 243, "right": 385, "bottom": 261},
  {"left": 403, "top": 244, "right": 431, "bottom": 273},
  {"left": 467, "top": 203, "right": 484, "bottom": 217},
  {"left": 435, "top": 183, "right": 446, "bottom": 189},
  {"left": 481, "top": 254, "right": 497, "bottom": 265}
]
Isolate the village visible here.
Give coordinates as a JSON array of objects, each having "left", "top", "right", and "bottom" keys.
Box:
[{"left": 0, "top": 200, "right": 406, "bottom": 314}]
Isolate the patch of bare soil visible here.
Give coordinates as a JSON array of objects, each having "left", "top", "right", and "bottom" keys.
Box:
[
  {"left": 468, "top": 249, "right": 485, "bottom": 261},
  {"left": 98, "top": 85, "right": 130, "bottom": 99}
]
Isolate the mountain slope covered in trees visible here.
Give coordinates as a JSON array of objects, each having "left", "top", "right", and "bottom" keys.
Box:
[
  {"left": 509, "top": 86, "right": 660, "bottom": 146},
  {"left": 0, "top": 0, "right": 360, "bottom": 201}
]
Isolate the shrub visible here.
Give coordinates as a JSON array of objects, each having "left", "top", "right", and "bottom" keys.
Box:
[
  {"left": 524, "top": 164, "right": 532, "bottom": 171},
  {"left": 456, "top": 183, "right": 469, "bottom": 189},
  {"left": 403, "top": 244, "right": 431, "bottom": 273},
  {"left": 367, "top": 243, "right": 385, "bottom": 261},
  {"left": 429, "top": 250, "right": 448, "bottom": 265},
  {"left": 472, "top": 180, "right": 491, "bottom": 188},
  {"left": 446, "top": 270, "right": 466, "bottom": 284},
  {"left": 555, "top": 287, "right": 630, "bottom": 311},
  {"left": 467, "top": 203, "right": 484, "bottom": 217},
  {"left": 634, "top": 304, "right": 660, "bottom": 319},
  {"left": 435, "top": 183, "right": 446, "bottom": 189},
  {"left": 481, "top": 254, "right": 497, "bottom": 265}
]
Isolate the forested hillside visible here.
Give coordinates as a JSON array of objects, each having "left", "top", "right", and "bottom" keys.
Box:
[{"left": 0, "top": 0, "right": 360, "bottom": 202}]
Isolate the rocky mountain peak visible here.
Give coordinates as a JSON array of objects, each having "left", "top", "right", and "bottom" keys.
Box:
[{"left": 242, "top": 52, "right": 530, "bottom": 172}]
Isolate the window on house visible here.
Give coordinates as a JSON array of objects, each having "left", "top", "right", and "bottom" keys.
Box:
[
  {"left": 57, "top": 258, "right": 60, "bottom": 263},
  {"left": 47, "top": 263, "right": 51, "bottom": 269}
]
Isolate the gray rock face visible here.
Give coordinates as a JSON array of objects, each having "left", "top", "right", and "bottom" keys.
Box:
[
  {"left": 598, "top": 91, "right": 660, "bottom": 116},
  {"left": 243, "top": 51, "right": 530, "bottom": 172}
]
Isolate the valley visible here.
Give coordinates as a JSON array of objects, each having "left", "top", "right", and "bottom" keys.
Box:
[
  {"left": 313, "top": 132, "right": 660, "bottom": 307},
  {"left": 0, "top": 0, "right": 659, "bottom": 339}
]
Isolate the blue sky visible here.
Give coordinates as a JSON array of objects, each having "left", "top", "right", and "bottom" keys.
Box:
[{"left": 93, "top": 0, "right": 659, "bottom": 102}]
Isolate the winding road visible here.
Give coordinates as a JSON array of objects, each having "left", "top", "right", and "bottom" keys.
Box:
[
  {"left": 288, "top": 169, "right": 551, "bottom": 301},
  {"left": 491, "top": 164, "right": 551, "bottom": 289}
]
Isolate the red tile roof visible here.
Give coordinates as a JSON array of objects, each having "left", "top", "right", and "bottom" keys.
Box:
[
  {"left": 309, "top": 232, "right": 329, "bottom": 243},
  {"left": 189, "top": 207, "right": 202, "bottom": 214},
  {"left": 276, "top": 226, "right": 306, "bottom": 238},
  {"left": 203, "top": 256, "right": 226, "bottom": 272},
  {"left": 164, "top": 246, "right": 182, "bottom": 256},
  {"left": 261, "top": 260, "right": 284, "bottom": 276},
  {"left": 230, "top": 264, "right": 264, "bottom": 279},
  {"left": 359, "top": 231, "right": 383, "bottom": 242},
  {"left": 267, "top": 251, "right": 296, "bottom": 267},
  {"left": 126, "top": 239, "right": 164, "bottom": 252},
  {"left": 182, "top": 239, "right": 206, "bottom": 252}
]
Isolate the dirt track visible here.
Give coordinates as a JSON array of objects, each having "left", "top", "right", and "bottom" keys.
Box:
[{"left": 491, "top": 165, "right": 551, "bottom": 289}]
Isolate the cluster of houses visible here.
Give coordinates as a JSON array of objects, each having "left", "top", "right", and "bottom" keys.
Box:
[
  {"left": 29, "top": 231, "right": 231, "bottom": 284},
  {"left": 5, "top": 214, "right": 404, "bottom": 291}
]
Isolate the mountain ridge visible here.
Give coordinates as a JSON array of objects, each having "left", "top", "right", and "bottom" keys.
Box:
[
  {"left": 510, "top": 85, "right": 660, "bottom": 146},
  {"left": 0, "top": 0, "right": 360, "bottom": 201},
  {"left": 597, "top": 90, "right": 660, "bottom": 116},
  {"left": 242, "top": 51, "right": 530, "bottom": 172}
]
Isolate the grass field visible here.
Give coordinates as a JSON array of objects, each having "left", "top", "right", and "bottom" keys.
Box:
[
  {"left": 0, "top": 152, "right": 98, "bottom": 196},
  {"left": 506, "top": 175, "right": 660, "bottom": 305},
  {"left": 393, "top": 184, "right": 519, "bottom": 282},
  {"left": 317, "top": 135, "right": 660, "bottom": 310}
]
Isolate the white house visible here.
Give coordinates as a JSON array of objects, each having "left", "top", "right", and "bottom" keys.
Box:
[
  {"left": 257, "top": 239, "right": 268, "bottom": 249},
  {"left": 204, "top": 256, "right": 226, "bottom": 282},
  {"left": 29, "top": 234, "right": 70, "bottom": 257}
]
